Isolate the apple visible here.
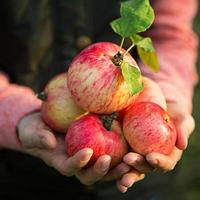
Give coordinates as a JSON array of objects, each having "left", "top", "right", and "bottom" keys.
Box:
[
  {"left": 67, "top": 42, "right": 141, "bottom": 114},
  {"left": 38, "top": 73, "right": 86, "bottom": 133},
  {"left": 123, "top": 102, "right": 177, "bottom": 155},
  {"left": 65, "top": 113, "right": 128, "bottom": 168}
]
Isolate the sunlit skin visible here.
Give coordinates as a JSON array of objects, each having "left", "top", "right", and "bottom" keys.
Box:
[
  {"left": 118, "top": 76, "right": 167, "bottom": 122},
  {"left": 135, "top": 77, "right": 167, "bottom": 110}
]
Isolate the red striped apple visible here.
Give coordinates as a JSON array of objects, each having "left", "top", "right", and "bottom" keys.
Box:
[
  {"left": 67, "top": 42, "right": 141, "bottom": 114},
  {"left": 123, "top": 102, "right": 177, "bottom": 155},
  {"left": 38, "top": 73, "right": 86, "bottom": 133},
  {"left": 65, "top": 114, "right": 128, "bottom": 168}
]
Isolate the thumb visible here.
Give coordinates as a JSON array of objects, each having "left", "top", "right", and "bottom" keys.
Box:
[
  {"left": 19, "top": 128, "right": 57, "bottom": 149},
  {"left": 166, "top": 102, "right": 195, "bottom": 150},
  {"left": 175, "top": 115, "right": 195, "bottom": 150}
]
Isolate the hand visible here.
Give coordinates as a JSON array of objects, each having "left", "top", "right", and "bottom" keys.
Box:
[
  {"left": 17, "top": 112, "right": 112, "bottom": 185},
  {"left": 121, "top": 83, "right": 195, "bottom": 190},
  {"left": 17, "top": 112, "right": 144, "bottom": 192},
  {"left": 145, "top": 100, "right": 195, "bottom": 171},
  {"left": 103, "top": 161, "right": 145, "bottom": 193}
]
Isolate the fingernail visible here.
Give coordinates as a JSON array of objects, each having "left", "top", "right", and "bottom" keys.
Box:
[
  {"left": 81, "top": 150, "right": 93, "bottom": 162},
  {"left": 147, "top": 158, "right": 158, "bottom": 166},
  {"left": 126, "top": 157, "right": 141, "bottom": 166},
  {"left": 131, "top": 157, "right": 142, "bottom": 165},
  {"left": 41, "top": 137, "right": 50, "bottom": 148},
  {"left": 101, "top": 157, "right": 111, "bottom": 171}
]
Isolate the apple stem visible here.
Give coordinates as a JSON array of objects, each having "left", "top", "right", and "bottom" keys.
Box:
[
  {"left": 124, "top": 43, "right": 135, "bottom": 56},
  {"left": 110, "top": 112, "right": 119, "bottom": 120},
  {"left": 120, "top": 37, "right": 125, "bottom": 48},
  {"left": 112, "top": 51, "right": 124, "bottom": 66},
  {"left": 36, "top": 91, "right": 47, "bottom": 101},
  {"left": 100, "top": 112, "right": 119, "bottom": 131}
]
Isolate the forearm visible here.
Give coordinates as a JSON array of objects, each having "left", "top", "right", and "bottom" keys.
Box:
[
  {"left": 0, "top": 74, "right": 41, "bottom": 150},
  {"left": 141, "top": 0, "right": 199, "bottom": 113}
]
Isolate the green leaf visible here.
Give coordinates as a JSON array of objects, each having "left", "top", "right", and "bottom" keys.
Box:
[
  {"left": 130, "top": 34, "right": 153, "bottom": 51},
  {"left": 121, "top": 61, "right": 144, "bottom": 95},
  {"left": 110, "top": 0, "right": 154, "bottom": 37},
  {"left": 130, "top": 34, "right": 160, "bottom": 72},
  {"left": 137, "top": 46, "right": 160, "bottom": 72}
]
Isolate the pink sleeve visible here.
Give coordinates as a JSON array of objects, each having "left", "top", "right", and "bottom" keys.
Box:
[
  {"left": 140, "top": 0, "right": 199, "bottom": 113},
  {"left": 0, "top": 73, "right": 9, "bottom": 92},
  {"left": 0, "top": 74, "right": 41, "bottom": 150}
]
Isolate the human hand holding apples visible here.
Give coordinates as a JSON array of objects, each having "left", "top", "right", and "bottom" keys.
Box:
[
  {"left": 119, "top": 80, "right": 195, "bottom": 191},
  {"left": 17, "top": 0, "right": 195, "bottom": 194},
  {"left": 17, "top": 72, "right": 187, "bottom": 193},
  {"left": 17, "top": 42, "right": 146, "bottom": 190},
  {"left": 17, "top": 112, "right": 114, "bottom": 183},
  {"left": 17, "top": 112, "right": 144, "bottom": 188}
]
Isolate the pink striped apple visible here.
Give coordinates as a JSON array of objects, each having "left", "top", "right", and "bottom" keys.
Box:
[
  {"left": 67, "top": 42, "right": 142, "bottom": 114},
  {"left": 65, "top": 113, "right": 128, "bottom": 168},
  {"left": 123, "top": 102, "right": 177, "bottom": 155}
]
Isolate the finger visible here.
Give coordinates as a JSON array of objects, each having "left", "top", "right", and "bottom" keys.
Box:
[
  {"left": 117, "top": 180, "right": 128, "bottom": 193},
  {"left": 119, "top": 170, "right": 145, "bottom": 188},
  {"left": 166, "top": 102, "right": 195, "bottom": 150},
  {"left": 146, "top": 148, "right": 183, "bottom": 171},
  {"left": 103, "top": 162, "right": 131, "bottom": 181},
  {"left": 19, "top": 129, "right": 57, "bottom": 149},
  {"left": 176, "top": 115, "right": 195, "bottom": 150},
  {"left": 52, "top": 148, "right": 93, "bottom": 176},
  {"left": 76, "top": 155, "right": 111, "bottom": 185},
  {"left": 37, "top": 130, "right": 57, "bottom": 149},
  {"left": 123, "top": 153, "right": 154, "bottom": 173}
]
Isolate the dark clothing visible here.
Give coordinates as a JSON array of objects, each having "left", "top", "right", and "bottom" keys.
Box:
[
  {"left": 0, "top": 0, "right": 121, "bottom": 91},
  {"left": 0, "top": 149, "right": 166, "bottom": 200},
  {"left": 0, "top": 1, "right": 132, "bottom": 199}
]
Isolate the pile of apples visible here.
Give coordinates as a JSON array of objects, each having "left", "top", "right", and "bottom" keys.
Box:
[{"left": 38, "top": 42, "right": 177, "bottom": 169}]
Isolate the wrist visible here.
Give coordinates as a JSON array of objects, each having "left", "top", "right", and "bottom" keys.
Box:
[
  {"left": 139, "top": 62, "right": 194, "bottom": 114},
  {"left": 153, "top": 81, "right": 193, "bottom": 114},
  {"left": 0, "top": 73, "right": 9, "bottom": 93},
  {"left": 0, "top": 85, "right": 41, "bottom": 151}
]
